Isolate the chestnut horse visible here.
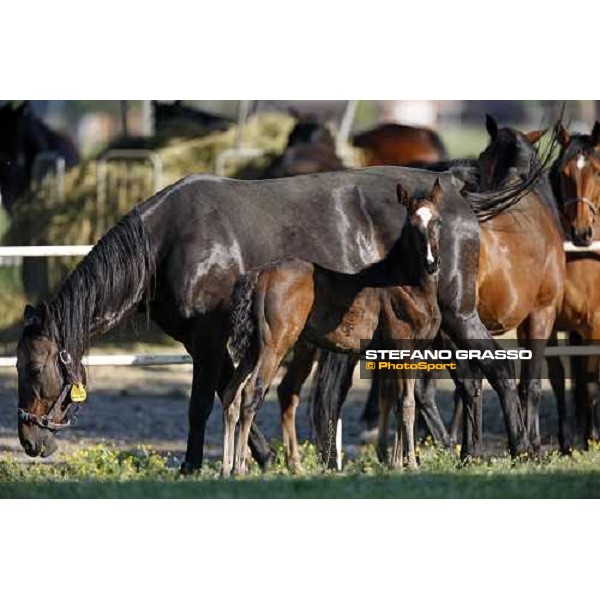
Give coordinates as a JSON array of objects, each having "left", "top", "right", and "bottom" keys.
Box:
[
  {"left": 447, "top": 115, "right": 565, "bottom": 456},
  {"left": 550, "top": 121, "right": 600, "bottom": 448},
  {"left": 352, "top": 123, "right": 447, "bottom": 167},
  {"left": 222, "top": 181, "right": 443, "bottom": 475}
]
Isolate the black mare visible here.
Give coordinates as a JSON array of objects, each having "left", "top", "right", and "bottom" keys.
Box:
[
  {"left": 0, "top": 101, "right": 79, "bottom": 211},
  {"left": 17, "top": 168, "right": 529, "bottom": 470}
]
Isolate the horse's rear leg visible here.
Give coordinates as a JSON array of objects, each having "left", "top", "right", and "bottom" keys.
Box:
[
  {"left": 442, "top": 312, "right": 528, "bottom": 456},
  {"left": 235, "top": 349, "right": 286, "bottom": 475},
  {"left": 517, "top": 307, "right": 556, "bottom": 456},
  {"left": 399, "top": 376, "right": 418, "bottom": 470},
  {"left": 449, "top": 389, "right": 463, "bottom": 447},
  {"left": 277, "top": 341, "right": 318, "bottom": 473},
  {"left": 546, "top": 332, "right": 573, "bottom": 454},
  {"left": 219, "top": 354, "right": 274, "bottom": 470},
  {"left": 221, "top": 357, "right": 254, "bottom": 478},
  {"left": 415, "top": 370, "right": 451, "bottom": 447},
  {"left": 377, "top": 377, "right": 396, "bottom": 464}
]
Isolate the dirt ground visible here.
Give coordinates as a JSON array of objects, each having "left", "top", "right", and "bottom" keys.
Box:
[{"left": 0, "top": 360, "right": 567, "bottom": 466}]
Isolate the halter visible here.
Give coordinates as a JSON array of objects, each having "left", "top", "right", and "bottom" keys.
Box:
[
  {"left": 18, "top": 349, "right": 85, "bottom": 432},
  {"left": 564, "top": 196, "right": 597, "bottom": 216}
]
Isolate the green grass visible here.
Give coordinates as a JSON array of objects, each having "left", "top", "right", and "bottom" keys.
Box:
[{"left": 1, "top": 442, "right": 600, "bottom": 499}]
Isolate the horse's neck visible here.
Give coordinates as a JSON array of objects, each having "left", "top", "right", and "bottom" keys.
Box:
[
  {"left": 50, "top": 212, "right": 154, "bottom": 356},
  {"left": 357, "top": 239, "right": 407, "bottom": 288}
]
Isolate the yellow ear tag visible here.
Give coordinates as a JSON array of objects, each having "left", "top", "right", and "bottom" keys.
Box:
[{"left": 70, "top": 383, "right": 87, "bottom": 403}]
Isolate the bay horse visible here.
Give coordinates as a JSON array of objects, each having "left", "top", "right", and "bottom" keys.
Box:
[
  {"left": 307, "top": 116, "right": 562, "bottom": 465},
  {"left": 222, "top": 181, "right": 443, "bottom": 475},
  {"left": 0, "top": 101, "right": 79, "bottom": 211},
  {"left": 352, "top": 123, "right": 447, "bottom": 167},
  {"left": 261, "top": 111, "right": 344, "bottom": 178},
  {"left": 16, "top": 168, "right": 528, "bottom": 471},
  {"left": 444, "top": 115, "right": 565, "bottom": 456},
  {"left": 549, "top": 121, "right": 600, "bottom": 448}
]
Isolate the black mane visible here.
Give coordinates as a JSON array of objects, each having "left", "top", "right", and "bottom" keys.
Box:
[
  {"left": 463, "top": 126, "right": 559, "bottom": 223},
  {"left": 38, "top": 209, "right": 155, "bottom": 359}
]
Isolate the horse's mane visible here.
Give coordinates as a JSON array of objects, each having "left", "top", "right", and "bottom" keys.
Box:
[
  {"left": 42, "top": 209, "right": 155, "bottom": 359},
  {"left": 461, "top": 127, "right": 560, "bottom": 223}
]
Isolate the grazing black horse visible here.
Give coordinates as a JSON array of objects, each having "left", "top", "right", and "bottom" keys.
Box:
[
  {"left": 0, "top": 101, "right": 79, "bottom": 211},
  {"left": 261, "top": 112, "right": 344, "bottom": 178},
  {"left": 16, "top": 168, "right": 529, "bottom": 470}
]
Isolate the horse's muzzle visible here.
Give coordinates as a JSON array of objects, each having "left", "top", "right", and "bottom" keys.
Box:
[
  {"left": 571, "top": 226, "right": 594, "bottom": 247},
  {"left": 18, "top": 424, "right": 58, "bottom": 458}
]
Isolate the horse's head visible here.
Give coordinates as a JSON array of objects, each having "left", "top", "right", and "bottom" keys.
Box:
[
  {"left": 478, "top": 113, "right": 545, "bottom": 191},
  {"left": 16, "top": 303, "right": 87, "bottom": 457},
  {"left": 553, "top": 121, "right": 600, "bottom": 246},
  {"left": 286, "top": 109, "right": 335, "bottom": 148},
  {"left": 397, "top": 178, "right": 443, "bottom": 275}
]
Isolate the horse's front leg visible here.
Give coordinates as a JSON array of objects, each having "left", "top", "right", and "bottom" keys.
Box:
[
  {"left": 182, "top": 353, "right": 223, "bottom": 475},
  {"left": 400, "top": 375, "right": 418, "bottom": 470},
  {"left": 581, "top": 339, "right": 600, "bottom": 448}
]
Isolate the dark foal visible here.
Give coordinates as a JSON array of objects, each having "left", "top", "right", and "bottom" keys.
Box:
[{"left": 221, "top": 180, "right": 443, "bottom": 476}]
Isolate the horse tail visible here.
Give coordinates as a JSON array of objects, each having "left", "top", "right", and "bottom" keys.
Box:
[
  {"left": 309, "top": 351, "right": 357, "bottom": 467},
  {"left": 229, "top": 270, "right": 260, "bottom": 363}
]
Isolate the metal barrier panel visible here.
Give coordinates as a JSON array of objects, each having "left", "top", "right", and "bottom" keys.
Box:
[
  {"left": 30, "top": 151, "right": 66, "bottom": 207},
  {"left": 96, "top": 150, "right": 162, "bottom": 238}
]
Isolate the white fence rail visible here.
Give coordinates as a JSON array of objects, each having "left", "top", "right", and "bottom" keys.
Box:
[{"left": 2, "top": 242, "right": 600, "bottom": 368}]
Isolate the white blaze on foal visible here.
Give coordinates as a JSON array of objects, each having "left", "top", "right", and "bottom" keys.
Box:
[
  {"left": 416, "top": 206, "right": 435, "bottom": 264},
  {"left": 576, "top": 154, "right": 586, "bottom": 170}
]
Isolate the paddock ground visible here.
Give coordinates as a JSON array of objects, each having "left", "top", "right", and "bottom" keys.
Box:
[{"left": 1, "top": 360, "right": 600, "bottom": 498}]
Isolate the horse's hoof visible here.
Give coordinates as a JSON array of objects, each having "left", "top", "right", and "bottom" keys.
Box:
[
  {"left": 286, "top": 460, "right": 304, "bottom": 475},
  {"left": 179, "top": 462, "right": 200, "bottom": 477},
  {"left": 511, "top": 439, "right": 530, "bottom": 458},
  {"left": 376, "top": 446, "right": 388, "bottom": 464},
  {"left": 559, "top": 443, "right": 573, "bottom": 456},
  {"left": 259, "top": 449, "right": 277, "bottom": 472}
]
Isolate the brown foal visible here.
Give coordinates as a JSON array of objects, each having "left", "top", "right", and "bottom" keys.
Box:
[{"left": 221, "top": 180, "right": 444, "bottom": 476}]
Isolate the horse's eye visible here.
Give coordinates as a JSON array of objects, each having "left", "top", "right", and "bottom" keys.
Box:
[{"left": 28, "top": 366, "right": 43, "bottom": 377}]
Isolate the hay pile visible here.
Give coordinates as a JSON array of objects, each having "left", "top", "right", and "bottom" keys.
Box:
[{"left": 9, "top": 112, "right": 297, "bottom": 246}]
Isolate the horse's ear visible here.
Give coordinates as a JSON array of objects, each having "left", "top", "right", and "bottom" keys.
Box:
[
  {"left": 396, "top": 183, "right": 411, "bottom": 209},
  {"left": 485, "top": 113, "right": 498, "bottom": 140},
  {"left": 23, "top": 304, "right": 40, "bottom": 327},
  {"left": 555, "top": 122, "right": 571, "bottom": 147},
  {"left": 431, "top": 178, "right": 443, "bottom": 207},
  {"left": 592, "top": 121, "right": 600, "bottom": 147},
  {"left": 525, "top": 129, "right": 546, "bottom": 144}
]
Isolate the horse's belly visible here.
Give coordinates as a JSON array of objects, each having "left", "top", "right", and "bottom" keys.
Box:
[{"left": 558, "top": 259, "right": 600, "bottom": 334}]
